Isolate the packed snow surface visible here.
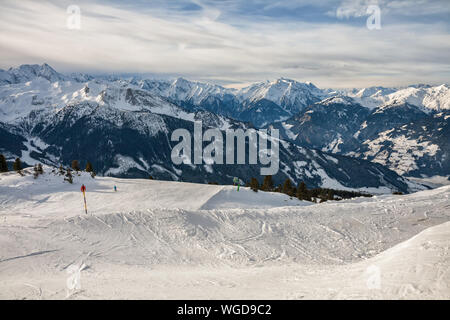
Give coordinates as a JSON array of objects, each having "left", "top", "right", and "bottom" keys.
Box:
[{"left": 0, "top": 168, "right": 449, "bottom": 299}]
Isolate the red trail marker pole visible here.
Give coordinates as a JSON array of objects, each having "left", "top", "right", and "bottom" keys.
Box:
[{"left": 81, "top": 184, "right": 88, "bottom": 214}]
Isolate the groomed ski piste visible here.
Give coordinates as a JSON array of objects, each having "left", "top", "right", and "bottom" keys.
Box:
[{"left": 0, "top": 166, "right": 449, "bottom": 299}]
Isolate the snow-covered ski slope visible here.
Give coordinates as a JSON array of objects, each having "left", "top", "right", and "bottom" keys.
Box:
[
  {"left": 0, "top": 167, "right": 310, "bottom": 217},
  {"left": 0, "top": 168, "right": 449, "bottom": 299}
]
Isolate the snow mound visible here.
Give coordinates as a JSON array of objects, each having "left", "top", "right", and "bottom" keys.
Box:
[
  {"left": 329, "top": 221, "right": 450, "bottom": 299},
  {"left": 200, "top": 187, "right": 311, "bottom": 210}
]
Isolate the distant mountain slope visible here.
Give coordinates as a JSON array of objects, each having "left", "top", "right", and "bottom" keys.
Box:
[
  {"left": 0, "top": 63, "right": 446, "bottom": 184},
  {"left": 351, "top": 111, "right": 450, "bottom": 176},
  {"left": 0, "top": 63, "right": 66, "bottom": 84},
  {"left": 272, "top": 96, "right": 449, "bottom": 177},
  {"left": 139, "top": 76, "right": 450, "bottom": 127},
  {"left": 268, "top": 96, "right": 370, "bottom": 153},
  {"left": 345, "top": 84, "right": 450, "bottom": 111},
  {"left": 0, "top": 65, "right": 419, "bottom": 193},
  {"left": 1, "top": 99, "right": 416, "bottom": 192},
  {"left": 139, "top": 77, "right": 327, "bottom": 126},
  {"left": 237, "top": 78, "right": 325, "bottom": 114}
]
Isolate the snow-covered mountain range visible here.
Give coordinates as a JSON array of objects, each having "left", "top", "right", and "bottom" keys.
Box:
[
  {"left": 271, "top": 96, "right": 450, "bottom": 177},
  {"left": 343, "top": 84, "right": 450, "bottom": 111},
  {"left": 138, "top": 75, "right": 450, "bottom": 125},
  {"left": 139, "top": 76, "right": 450, "bottom": 121},
  {"left": 0, "top": 63, "right": 448, "bottom": 190}
]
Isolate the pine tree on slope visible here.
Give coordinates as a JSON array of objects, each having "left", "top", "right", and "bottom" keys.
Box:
[
  {"left": 282, "top": 179, "right": 293, "bottom": 196},
  {"left": 296, "top": 181, "right": 310, "bottom": 201},
  {"left": 71, "top": 160, "right": 80, "bottom": 171},
  {"left": 0, "top": 154, "right": 8, "bottom": 172},
  {"left": 250, "top": 177, "right": 259, "bottom": 192},
  {"left": 13, "top": 158, "right": 21, "bottom": 172},
  {"left": 85, "top": 161, "right": 93, "bottom": 173},
  {"left": 262, "top": 175, "right": 274, "bottom": 191}
]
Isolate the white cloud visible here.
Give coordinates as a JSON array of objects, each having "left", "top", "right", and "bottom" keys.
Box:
[
  {"left": 0, "top": 0, "right": 448, "bottom": 88},
  {"left": 334, "top": 0, "right": 450, "bottom": 19}
]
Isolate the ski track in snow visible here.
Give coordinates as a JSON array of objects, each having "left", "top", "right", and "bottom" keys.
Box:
[{"left": 0, "top": 168, "right": 449, "bottom": 299}]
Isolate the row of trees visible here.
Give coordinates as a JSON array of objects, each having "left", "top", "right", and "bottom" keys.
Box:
[
  {"left": 62, "top": 160, "right": 96, "bottom": 182},
  {"left": 0, "top": 155, "right": 95, "bottom": 173},
  {"left": 0, "top": 155, "right": 96, "bottom": 182},
  {"left": 70, "top": 160, "right": 94, "bottom": 173},
  {"left": 248, "top": 176, "right": 318, "bottom": 201},
  {"left": 247, "top": 175, "right": 371, "bottom": 203},
  {"left": 0, "top": 155, "right": 22, "bottom": 173}
]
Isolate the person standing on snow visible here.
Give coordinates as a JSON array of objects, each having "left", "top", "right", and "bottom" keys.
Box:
[{"left": 114, "top": 185, "right": 117, "bottom": 192}]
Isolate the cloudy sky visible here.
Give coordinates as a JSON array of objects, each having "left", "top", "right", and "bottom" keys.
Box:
[{"left": 0, "top": 0, "right": 449, "bottom": 88}]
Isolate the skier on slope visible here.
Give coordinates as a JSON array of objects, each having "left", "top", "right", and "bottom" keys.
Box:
[
  {"left": 81, "top": 184, "right": 86, "bottom": 192},
  {"left": 114, "top": 185, "right": 117, "bottom": 192}
]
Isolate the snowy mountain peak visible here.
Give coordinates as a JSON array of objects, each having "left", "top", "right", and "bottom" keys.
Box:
[
  {"left": 5, "top": 63, "right": 64, "bottom": 84},
  {"left": 69, "top": 72, "right": 94, "bottom": 83},
  {"left": 238, "top": 78, "right": 323, "bottom": 115},
  {"left": 373, "top": 100, "right": 431, "bottom": 116},
  {"left": 172, "top": 76, "right": 191, "bottom": 87},
  {"left": 345, "top": 83, "right": 450, "bottom": 111},
  {"left": 354, "top": 86, "right": 397, "bottom": 99},
  {"left": 317, "top": 95, "right": 357, "bottom": 106},
  {"left": 408, "top": 83, "right": 432, "bottom": 89}
]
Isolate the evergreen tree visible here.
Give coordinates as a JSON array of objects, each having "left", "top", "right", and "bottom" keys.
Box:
[
  {"left": 327, "top": 190, "right": 334, "bottom": 201},
  {"left": 282, "top": 179, "right": 293, "bottom": 196},
  {"left": 250, "top": 177, "right": 259, "bottom": 192},
  {"left": 65, "top": 168, "right": 73, "bottom": 184},
  {"left": 37, "top": 163, "right": 43, "bottom": 174},
  {"left": 296, "top": 181, "right": 309, "bottom": 201},
  {"left": 0, "top": 154, "right": 8, "bottom": 172},
  {"left": 13, "top": 158, "right": 21, "bottom": 172},
  {"left": 33, "top": 164, "right": 39, "bottom": 179},
  {"left": 71, "top": 160, "right": 80, "bottom": 171},
  {"left": 262, "top": 175, "right": 274, "bottom": 191},
  {"left": 85, "top": 161, "right": 93, "bottom": 173}
]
